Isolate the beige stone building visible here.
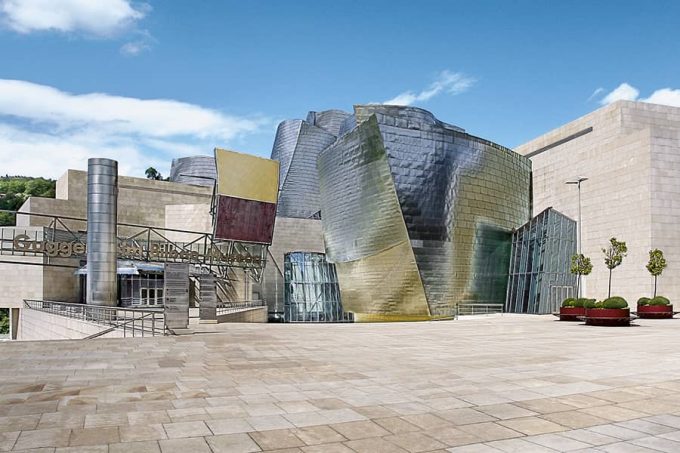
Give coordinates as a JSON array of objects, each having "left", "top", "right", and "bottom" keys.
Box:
[
  {"left": 516, "top": 100, "right": 680, "bottom": 303},
  {"left": 0, "top": 169, "right": 256, "bottom": 337}
]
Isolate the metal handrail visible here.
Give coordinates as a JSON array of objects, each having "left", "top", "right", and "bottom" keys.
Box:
[
  {"left": 216, "top": 300, "right": 265, "bottom": 315},
  {"left": 23, "top": 299, "right": 165, "bottom": 337},
  {"left": 457, "top": 303, "right": 505, "bottom": 316}
]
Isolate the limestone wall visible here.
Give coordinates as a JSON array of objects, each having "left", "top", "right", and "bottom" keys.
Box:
[{"left": 516, "top": 100, "right": 680, "bottom": 303}]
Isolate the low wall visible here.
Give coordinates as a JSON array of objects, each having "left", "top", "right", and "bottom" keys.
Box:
[
  {"left": 19, "top": 309, "right": 124, "bottom": 341},
  {"left": 216, "top": 307, "right": 267, "bottom": 323}
]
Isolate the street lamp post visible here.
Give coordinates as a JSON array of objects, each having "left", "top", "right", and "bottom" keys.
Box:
[{"left": 566, "top": 177, "right": 588, "bottom": 297}]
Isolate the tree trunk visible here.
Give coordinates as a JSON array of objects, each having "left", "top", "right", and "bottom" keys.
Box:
[
  {"left": 608, "top": 269, "right": 612, "bottom": 298},
  {"left": 654, "top": 275, "right": 657, "bottom": 298},
  {"left": 576, "top": 275, "right": 581, "bottom": 299}
]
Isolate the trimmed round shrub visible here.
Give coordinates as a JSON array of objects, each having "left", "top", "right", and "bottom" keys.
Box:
[
  {"left": 576, "top": 298, "right": 594, "bottom": 308},
  {"left": 637, "top": 297, "right": 650, "bottom": 306},
  {"left": 602, "top": 297, "right": 628, "bottom": 309},
  {"left": 561, "top": 298, "right": 576, "bottom": 308},
  {"left": 584, "top": 299, "right": 598, "bottom": 309},
  {"left": 595, "top": 301, "right": 605, "bottom": 308},
  {"left": 649, "top": 296, "right": 671, "bottom": 306}
]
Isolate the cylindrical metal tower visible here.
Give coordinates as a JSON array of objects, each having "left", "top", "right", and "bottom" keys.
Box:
[{"left": 86, "top": 158, "right": 118, "bottom": 306}]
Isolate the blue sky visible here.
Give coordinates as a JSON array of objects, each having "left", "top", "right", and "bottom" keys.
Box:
[{"left": 1, "top": 0, "right": 679, "bottom": 178}]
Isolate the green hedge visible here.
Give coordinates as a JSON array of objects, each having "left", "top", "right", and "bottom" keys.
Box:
[
  {"left": 637, "top": 297, "right": 650, "bottom": 306},
  {"left": 561, "top": 298, "right": 576, "bottom": 308},
  {"left": 576, "top": 298, "right": 594, "bottom": 308},
  {"left": 602, "top": 297, "right": 628, "bottom": 309},
  {"left": 584, "top": 299, "right": 598, "bottom": 309},
  {"left": 649, "top": 296, "right": 671, "bottom": 306}
]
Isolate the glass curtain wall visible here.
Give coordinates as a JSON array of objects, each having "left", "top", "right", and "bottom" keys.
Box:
[
  {"left": 283, "top": 252, "right": 352, "bottom": 322},
  {"left": 506, "top": 208, "right": 577, "bottom": 314}
]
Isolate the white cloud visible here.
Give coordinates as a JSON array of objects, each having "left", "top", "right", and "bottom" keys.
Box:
[
  {"left": 0, "top": 79, "right": 268, "bottom": 178},
  {"left": 120, "top": 29, "right": 154, "bottom": 56},
  {"left": 600, "top": 83, "right": 640, "bottom": 105},
  {"left": 0, "top": 0, "right": 148, "bottom": 36},
  {"left": 384, "top": 70, "right": 475, "bottom": 106},
  {"left": 599, "top": 83, "right": 680, "bottom": 109},
  {"left": 587, "top": 87, "right": 604, "bottom": 102},
  {"left": 642, "top": 88, "right": 680, "bottom": 108}
]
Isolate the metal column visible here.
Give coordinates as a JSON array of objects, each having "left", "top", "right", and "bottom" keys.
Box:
[{"left": 86, "top": 158, "right": 118, "bottom": 306}]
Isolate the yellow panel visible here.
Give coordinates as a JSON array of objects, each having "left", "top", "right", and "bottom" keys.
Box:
[
  {"left": 335, "top": 241, "right": 431, "bottom": 321},
  {"left": 214, "top": 148, "right": 279, "bottom": 203}
]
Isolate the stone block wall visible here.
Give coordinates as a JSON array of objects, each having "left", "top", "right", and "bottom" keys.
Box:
[{"left": 516, "top": 100, "right": 680, "bottom": 303}]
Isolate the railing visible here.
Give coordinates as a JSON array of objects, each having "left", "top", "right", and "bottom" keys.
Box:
[
  {"left": 216, "top": 300, "right": 265, "bottom": 316},
  {"left": 457, "top": 303, "right": 505, "bottom": 317},
  {"left": 24, "top": 299, "right": 165, "bottom": 338}
]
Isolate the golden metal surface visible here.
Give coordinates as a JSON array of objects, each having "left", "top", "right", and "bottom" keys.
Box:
[
  {"left": 334, "top": 241, "right": 430, "bottom": 321},
  {"left": 214, "top": 148, "right": 279, "bottom": 203}
]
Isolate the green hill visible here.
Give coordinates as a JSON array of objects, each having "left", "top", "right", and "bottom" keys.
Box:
[{"left": 0, "top": 176, "right": 56, "bottom": 226}]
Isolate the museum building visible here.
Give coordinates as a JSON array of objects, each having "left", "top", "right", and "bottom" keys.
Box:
[{"left": 8, "top": 102, "right": 632, "bottom": 335}]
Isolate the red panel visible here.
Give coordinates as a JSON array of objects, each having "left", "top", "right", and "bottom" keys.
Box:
[{"left": 214, "top": 195, "right": 277, "bottom": 244}]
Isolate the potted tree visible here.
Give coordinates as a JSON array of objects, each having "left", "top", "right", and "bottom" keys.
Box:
[
  {"left": 585, "top": 297, "right": 631, "bottom": 326},
  {"left": 602, "top": 237, "right": 627, "bottom": 298},
  {"left": 584, "top": 238, "right": 630, "bottom": 326},
  {"left": 572, "top": 253, "right": 593, "bottom": 298},
  {"left": 637, "top": 249, "right": 673, "bottom": 318},
  {"left": 559, "top": 254, "right": 594, "bottom": 321},
  {"left": 638, "top": 296, "right": 673, "bottom": 319}
]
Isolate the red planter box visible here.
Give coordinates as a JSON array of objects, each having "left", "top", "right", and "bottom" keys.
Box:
[
  {"left": 585, "top": 308, "right": 630, "bottom": 326},
  {"left": 637, "top": 304, "right": 673, "bottom": 319},
  {"left": 559, "top": 306, "right": 585, "bottom": 321}
]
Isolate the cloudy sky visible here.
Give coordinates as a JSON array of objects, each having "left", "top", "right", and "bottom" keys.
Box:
[{"left": 1, "top": 0, "right": 679, "bottom": 178}]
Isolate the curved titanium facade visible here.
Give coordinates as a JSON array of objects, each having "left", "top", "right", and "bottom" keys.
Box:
[
  {"left": 306, "top": 110, "right": 352, "bottom": 137},
  {"left": 271, "top": 111, "right": 350, "bottom": 219},
  {"left": 86, "top": 158, "right": 118, "bottom": 306},
  {"left": 169, "top": 156, "right": 217, "bottom": 187},
  {"left": 317, "top": 105, "right": 532, "bottom": 321},
  {"left": 283, "top": 251, "right": 348, "bottom": 322}
]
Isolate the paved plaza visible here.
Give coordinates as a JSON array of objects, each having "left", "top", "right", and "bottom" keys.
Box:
[{"left": 2, "top": 315, "right": 680, "bottom": 452}]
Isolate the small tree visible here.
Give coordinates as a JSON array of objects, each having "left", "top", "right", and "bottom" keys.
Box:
[
  {"left": 602, "top": 237, "right": 628, "bottom": 298},
  {"left": 145, "top": 167, "right": 162, "bottom": 180},
  {"left": 570, "top": 253, "right": 593, "bottom": 298},
  {"left": 646, "top": 249, "right": 667, "bottom": 298}
]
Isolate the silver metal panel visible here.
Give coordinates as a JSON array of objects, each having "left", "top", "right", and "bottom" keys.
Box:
[
  {"left": 271, "top": 117, "right": 337, "bottom": 219},
  {"left": 169, "top": 155, "right": 217, "bottom": 186},
  {"left": 86, "top": 158, "right": 118, "bottom": 306},
  {"left": 317, "top": 105, "right": 531, "bottom": 320},
  {"left": 306, "top": 110, "right": 352, "bottom": 137}
]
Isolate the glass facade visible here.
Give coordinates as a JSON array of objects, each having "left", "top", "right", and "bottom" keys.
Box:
[
  {"left": 283, "top": 252, "right": 351, "bottom": 322},
  {"left": 506, "top": 208, "right": 577, "bottom": 314}
]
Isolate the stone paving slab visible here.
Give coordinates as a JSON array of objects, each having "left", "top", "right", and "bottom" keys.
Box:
[{"left": 2, "top": 315, "right": 680, "bottom": 452}]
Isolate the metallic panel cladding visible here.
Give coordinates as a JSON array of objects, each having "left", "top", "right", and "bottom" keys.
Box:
[
  {"left": 271, "top": 112, "right": 351, "bottom": 219},
  {"left": 169, "top": 156, "right": 217, "bottom": 187},
  {"left": 86, "top": 158, "right": 118, "bottom": 306},
  {"left": 318, "top": 105, "right": 532, "bottom": 320},
  {"left": 318, "top": 115, "right": 430, "bottom": 319},
  {"left": 306, "top": 110, "right": 352, "bottom": 137},
  {"left": 214, "top": 148, "right": 279, "bottom": 204},
  {"left": 274, "top": 122, "right": 337, "bottom": 218}
]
